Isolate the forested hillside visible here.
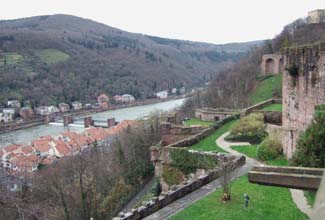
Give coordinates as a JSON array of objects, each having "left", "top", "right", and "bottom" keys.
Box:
[
  {"left": 0, "top": 14, "right": 259, "bottom": 107},
  {"left": 180, "top": 19, "right": 325, "bottom": 116}
]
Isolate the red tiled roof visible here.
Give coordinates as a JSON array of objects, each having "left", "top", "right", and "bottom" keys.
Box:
[
  {"left": 31, "top": 138, "right": 52, "bottom": 153},
  {"left": 53, "top": 139, "right": 72, "bottom": 156},
  {"left": 21, "top": 146, "right": 34, "bottom": 155},
  {"left": 3, "top": 144, "right": 22, "bottom": 153},
  {"left": 85, "top": 127, "right": 108, "bottom": 141}
]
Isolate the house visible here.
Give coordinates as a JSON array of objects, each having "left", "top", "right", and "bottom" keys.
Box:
[
  {"left": 58, "top": 131, "right": 91, "bottom": 152},
  {"left": 19, "top": 107, "right": 34, "bottom": 119},
  {"left": 48, "top": 106, "right": 60, "bottom": 114},
  {"left": 31, "top": 136, "right": 55, "bottom": 157},
  {"left": 58, "top": 103, "right": 70, "bottom": 113},
  {"left": 11, "top": 155, "right": 40, "bottom": 172},
  {"left": 84, "top": 127, "right": 109, "bottom": 143},
  {"left": 7, "top": 100, "right": 21, "bottom": 108},
  {"left": 171, "top": 88, "right": 177, "bottom": 94},
  {"left": 35, "top": 106, "right": 51, "bottom": 115},
  {"left": 114, "top": 94, "right": 136, "bottom": 103},
  {"left": 0, "top": 112, "right": 13, "bottom": 123},
  {"left": 97, "top": 93, "right": 109, "bottom": 104},
  {"left": 51, "top": 139, "right": 72, "bottom": 157},
  {"left": 156, "top": 91, "right": 168, "bottom": 99},
  {"left": 85, "top": 103, "right": 92, "bottom": 109},
  {"left": 21, "top": 145, "right": 34, "bottom": 156},
  {"left": 72, "top": 101, "right": 83, "bottom": 111}
]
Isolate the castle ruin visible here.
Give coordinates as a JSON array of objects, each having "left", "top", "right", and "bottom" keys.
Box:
[
  {"left": 282, "top": 42, "right": 325, "bottom": 158},
  {"left": 261, "top": 54, "right": 284, "bottom": 75},
  {"left": 307, "top": 9, "right": 325, "bottom": 24}
]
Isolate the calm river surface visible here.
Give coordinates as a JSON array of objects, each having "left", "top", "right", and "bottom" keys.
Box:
[{"left": 0, "top": 98, "right": 185, "bottom": 147}]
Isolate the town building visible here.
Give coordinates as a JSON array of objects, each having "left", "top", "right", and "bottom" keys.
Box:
[
  {"left": 7, "top": 100, "right": 21, "bottom": 108},
  {"left": 97, "top": 93, "right": 109, "bottom": 103},
  {"left": 72, "top": 101, "right": 83, "bottom": 111},
  {"left": 114, "top": 94, "right": 136, "bottom": 103},
  {"left": 156, "top": 91, "right": 168, "bottom": 99},
  {"left": 58, "top": 103, "right": 70, "bottom": 113},
  {"left": 0, "top": 112, "right": 13, "bottom": 123},
  {"left": 19, "top": 107, "right": 34, "bottom": 119},
  {"left": 48, "top": 105, "right": 60, "bottom": 114},
  {"left": 31, "top": 136, "right": 55, "bottom": 157},
  {"left": 35, "top": 106, "right": 51, "bottom": 115}
]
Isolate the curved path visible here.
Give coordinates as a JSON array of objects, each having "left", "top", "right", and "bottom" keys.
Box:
[{"left": 217, "top": 131, "right": 312, "bottom": 217}]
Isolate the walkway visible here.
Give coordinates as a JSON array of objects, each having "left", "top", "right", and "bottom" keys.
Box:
[{"left": 144, "top": 131, "right": 312, "bottom": 219}]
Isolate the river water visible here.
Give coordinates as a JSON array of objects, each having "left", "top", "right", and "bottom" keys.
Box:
[{"left": 0, "top": 98, "right": 185, "bottom": 147}]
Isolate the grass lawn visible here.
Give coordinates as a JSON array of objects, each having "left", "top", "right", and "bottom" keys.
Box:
[
  {"left": 34, "top": 49, "right": 70, "bottom": 64},
  {"left": 0, "top": 52, "right": 24, "bottom": 66},
  {"left": 183, "top": 118, "right": 214, "bottom": 127},
  {"left": 190, "top": 120, "right": 238, "bottom": 153},
  {"left": 261, "top": 103, "right": 283, "bottom": 112},
  {"left": 250, "top": 75, "right": 282, "bottom": 104},
  {"left": 304, "top": 191, "right": 317, "bottom": 207},
  {"left": 169, "top": 175, "right": 306, "bottom": 220},
  {"left": 230, "top": 145, "right": 289, "bottom": 166}
]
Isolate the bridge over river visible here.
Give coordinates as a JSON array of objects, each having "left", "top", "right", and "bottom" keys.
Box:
[{"left": 0, "top": 98, "right": 185, "bottom": 147}]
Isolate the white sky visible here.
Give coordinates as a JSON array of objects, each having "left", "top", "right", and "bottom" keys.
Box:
[{"left": 1, "top": 0, "right": 325, "bottom": 44}]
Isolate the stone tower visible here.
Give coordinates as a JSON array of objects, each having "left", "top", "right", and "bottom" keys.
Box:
[
  {"left": 282, "top": 42, "right": 325, "bottom": 158},
  {"left": 307, "top": 9, "right": 325, "bottom": 24}
]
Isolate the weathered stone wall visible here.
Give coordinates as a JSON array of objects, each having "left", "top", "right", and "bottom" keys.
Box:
[
  {"left": 242, "top": 98, "right": 281, "bottom": 116},
  {"left": 195, "top": 108, "right": 237, "bottom": 122},
  {"left": 113, "top": 154, "right": 245, "bottom": 220},
  {"left": 261, "top": 54, "right": 284, "bottom": 75},
  {"left": 282, "top": 42, "right": 325, "bottom": 158}
]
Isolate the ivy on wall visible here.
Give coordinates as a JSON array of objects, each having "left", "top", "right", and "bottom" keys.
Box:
[{"left": 169, "top": 148, "right": 218, "bottom": 174}]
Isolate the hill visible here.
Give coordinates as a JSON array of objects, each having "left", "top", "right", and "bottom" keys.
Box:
[{"left": 0, "top": 14, "right": 260, "bottom": 106}]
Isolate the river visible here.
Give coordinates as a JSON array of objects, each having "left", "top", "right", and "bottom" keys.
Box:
[{"left": 0, "top": 98, "right": 185, "bottom": 147}]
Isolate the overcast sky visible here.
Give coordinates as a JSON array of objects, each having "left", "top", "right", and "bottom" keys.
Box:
[{"left": 1, "top": 0, "right": 325, "bottom": 44}]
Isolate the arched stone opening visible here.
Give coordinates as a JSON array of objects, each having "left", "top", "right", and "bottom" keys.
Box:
[{"left": 265, "top": 58, "right": 275, "bottom": 74}]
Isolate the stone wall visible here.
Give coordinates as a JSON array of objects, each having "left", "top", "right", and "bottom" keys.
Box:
[
  {"left": 308, "top": 9, "right": 325, "bottom": 24},
  {"left": 260, "top": 54, "right": 284, "bottom": 75},
  {"left": 282, "top": 42, "right": 325, "bottom": 158},
  {"left": 195, "top": 108, "right": 237, "bottom": 122},
  {"left": 113, "top": 154, "right": 245, "bottom": 220},
  {"left": 242, "top": 98, "right": 281, "bottom": 116}
]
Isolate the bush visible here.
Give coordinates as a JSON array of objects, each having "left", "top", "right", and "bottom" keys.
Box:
[
  {"left": 257, "top": 133, "right": 282, "bottom": 161},
  {"left": 150, "top": 178, "right": 161, "bottom": 196},
  {"left": 162, "top": 166, "right": 184, "bottom": 186},
  {"left": 229, "top": 113, "right": 267, "bottom": 144},
  {"left": 292, "top": 114, "right": 325, "bottom": 168}
]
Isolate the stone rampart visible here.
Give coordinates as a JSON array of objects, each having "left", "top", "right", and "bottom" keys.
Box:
[{"left": 282, "top": 42, "right": 325, "bottom": 158}]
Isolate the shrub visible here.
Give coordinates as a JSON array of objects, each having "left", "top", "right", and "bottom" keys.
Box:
[
  {"left": 229, "top": 113, "right": 267, "bottom": 144},
  {"left": 162, "top": 166, "right": 184, "bottom": 186},
  {"left": 292, "top": 114, "right": 325, "bottom": 168},
  {"left": 257, "top": 133, "right": 282, "bottom": 161},
  {"left": 150, "top": 178, "right": 161, "bottom": 196}
]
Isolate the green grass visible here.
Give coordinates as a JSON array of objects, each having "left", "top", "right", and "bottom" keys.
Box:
[
  {"left": 169, "top": 175, "right": 306, "bottom": 220},
  {"left": 0, "top": 52, "right": 24, "bottom": 66},
  {"left": 230, "top": 145, "right": 289, "bottom": 166},
  {"left": 34, "top": 49, "right": 70, "bottom": 64},
  {"left": 183, "top": 118, "right": 214, "bottom": 127},
  {"left": 261, "top": 103, "right": 283, "bottom": 112},
  {"left": 304, "top": 191, "right": 316, "bottom": 207},
  {"left": 190, "top": 120, "right": 238, "bottom": 152},
  {"left": 250, "top": 75, "right": 282, "bottom": 104}
]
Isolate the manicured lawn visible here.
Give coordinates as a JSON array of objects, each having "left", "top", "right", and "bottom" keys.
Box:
[
  {"left": 261, "top": 103, "right": 282, "bottom": 112},
  {"left": 169, "top": 175, "right": 306, "bottom": 220},
  {"left": 183, "top": 118, "right": 214, "bottom": 127},
  {"left": 250, "top": 75, "right": 282, "bottom": 104},
  {"left": 190, "top": 120, "right": 238, "bottom": 152},
  {"left": 34, "top": 49, "right": 70, "bottom": 64},
  {"left": 230, "top": 145, "right": 289, "bottom": 166}
]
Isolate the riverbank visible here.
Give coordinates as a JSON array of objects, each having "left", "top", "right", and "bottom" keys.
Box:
[{"left": 0, "top": 96, "right": 186, "bottom": 134}]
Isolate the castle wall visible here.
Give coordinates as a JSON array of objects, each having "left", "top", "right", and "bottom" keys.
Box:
[
  {"left": 261, "top": 54, "right": 284, "bottom": 75},
  {"left": 282, "top": 43, "right": 325, "bottom": 158}
]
